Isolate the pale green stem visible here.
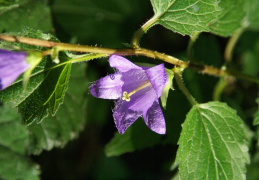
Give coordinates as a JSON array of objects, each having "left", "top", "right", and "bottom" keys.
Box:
[
  {"left": 187, "top": 32, "right": 200, "bottom": 61},
  {"left": 131, "top": 16, "right": 158, "bottom": 48},
  {"left": 224, "top": 28, "right": 244, "bottom": 62},
  {"left": 174, "top": 68, "right": 198, "bottom": 106}
]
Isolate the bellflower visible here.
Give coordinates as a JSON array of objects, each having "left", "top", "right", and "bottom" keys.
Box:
[
  {"left": 0, "top": 49, "right": 29, "bottom": 90},
  {"left": 90, "top": 55, "right": 167, "bottom": 134}
]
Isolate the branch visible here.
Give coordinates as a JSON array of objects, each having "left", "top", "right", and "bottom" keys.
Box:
[{"left": 0, "top": 34, "right": 258, "bottom": 84}]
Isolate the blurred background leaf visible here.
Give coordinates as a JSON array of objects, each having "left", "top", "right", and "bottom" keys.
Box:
[
  {"left": 0, "top": 105, "right": 40, "bottom": 180},
  {"left": 0, "top": 0, "right": 52, "bottom": 32}
]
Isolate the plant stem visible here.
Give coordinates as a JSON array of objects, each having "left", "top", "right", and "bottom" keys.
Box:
[
  {"left": 224, "top": 28, "right": 244, "bottom": 62},
  {"left": 174, "top": 69, "right": 198, "bottom": 106},
  {"left": 187, "top": 32, "right": 200, "bottom": 61},
  {"left": 131, "top": 16, "right": 158, "bottom": 48},
  {"left": 1, "top": 34, "right": 259, "bottom": 84}
]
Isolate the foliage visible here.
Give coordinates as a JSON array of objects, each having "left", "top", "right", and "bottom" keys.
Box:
[{"left": 0, "top": 0, "right": 259, "bottom": 179}]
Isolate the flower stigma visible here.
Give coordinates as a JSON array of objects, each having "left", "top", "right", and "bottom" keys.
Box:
[{"left": 122, "top": 80, "right": 152, "bottom": 101}]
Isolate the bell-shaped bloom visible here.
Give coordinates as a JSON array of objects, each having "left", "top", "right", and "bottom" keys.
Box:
[
  {"left": 90, "top": 55, "right": 167, "bottom": 134},
  {"left": 0, "top": 49, "right": 29, "bottom": 90}
]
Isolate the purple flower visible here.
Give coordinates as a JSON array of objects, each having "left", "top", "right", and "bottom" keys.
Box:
[
  {"left": 90, "top": 55, "right": 167, "bottom": 134},
  {"left": 0, "top": 49, "right": 29, "bottom": 90}
]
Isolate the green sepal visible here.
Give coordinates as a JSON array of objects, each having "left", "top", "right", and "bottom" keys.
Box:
[
  {"left": 23, "top": 51, "right": 43, "bottom": 90},
  {"left": 160, "top": 68, "right": 174, "bottom": 109}
]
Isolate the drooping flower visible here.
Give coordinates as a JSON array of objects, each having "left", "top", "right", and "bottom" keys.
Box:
[
  {"left": 90, "top": 55, "right": 167, "bottom": 134},
  {"left": 0, "top": 49, "right": 29, "bottom": 90}
]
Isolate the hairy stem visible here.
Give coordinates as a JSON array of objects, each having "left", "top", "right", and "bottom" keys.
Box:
[{"left": 1, "top": 34, "right": 259, "bottom": 84}]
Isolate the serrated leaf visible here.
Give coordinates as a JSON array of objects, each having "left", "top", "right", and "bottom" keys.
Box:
[
  {"left": 0, "top": 29, "right": 71, "bottom": 125},
  {"left": 0, "top": 55, "right": 71, "bottom": 125},
  {"left": 0, "top": 106, "right": 40, "bottom": 180},
  {"left": 105, "top": 120, "right": 161, "bottom": 157},
  {"left": 26, "top": 62, "right": 87, "bottom": 154},
  {"left": 176, "top": 101, "right": 249, "bottom": 180},
  {"left": 0, "top": 0, "right": 52, "bottom": 32},
  {"left": 149, "top": 0, "right": 221, "bottom": 36}
]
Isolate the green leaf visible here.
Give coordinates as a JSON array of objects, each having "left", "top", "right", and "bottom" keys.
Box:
[
  {"left": 149, "top": 0, "right": 221, "bottom": 36},
  {"left": 105, "top": 120, "right": 161, "bottom": 157},
  {"left": 176, "top": 101, "right": 249, "bottom": 180},
  {"left": 26, "top": 62, "right": 88, "bottom": 154},
  {"left": 243, "top": 0, "right": 259, "bottom": 31},
  {"left": 0, "top": 29, "right": 72, "bottom": 125},
  {"left": 209, "top": 0, "right": 259, "bottom": 36},
  {"left": 0, "top": 56, "right": 71, "bottom": 125},
  {"left": 0, "top": 106, "right": 40, "bottom": 180},
  {"left": 0, "top": 0, "right": 52, "bottom": 32},
  {"left": 209, "top": 0, "right": 245, "bottom": 37}
]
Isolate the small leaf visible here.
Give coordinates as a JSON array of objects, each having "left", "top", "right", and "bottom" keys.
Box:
[
  {"left": 161, "top": 68, "right": 174, "bottom": 109},
  {"left": 0, "top": 106, "right": 40, "bottom": 180},
  {"left": 23, "top": 51, "right": 43, "bottom": 90},
  {"left": 149, "top": 0, "right": 221, "bottom": 36},
  {"left": 176, "top": 101, "right": 249, "bottom": 180},
  {"left": 105, "top": 120, "right": 161, "bottom": 157}
]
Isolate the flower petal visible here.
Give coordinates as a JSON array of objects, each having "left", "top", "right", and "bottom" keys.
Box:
[
  {"left": 145, "top": 64, "right": 167, "bottom": 98},
  {"left": 121, "top": 69, "right": 147, "bottom": 93},
  {"left": 113, "top": 99, "right": 142, "bottom": 134},
  {"left": 90, "top": 73, "right": 124, "bottom": 99},
  {"left": 143, "top": 100, "right": 166, "bottom": 134},
  {"left": 126, "top": 87, "right": 157, "bottom": 113},
  {"left": 121, "top": 69, "right": 157, "bottom": 112},
  {"left": 0, "top": 50, "right": 29, "bottom": 90},
  {"left": 109, "top": 55, "right": 142, "bottom": 72}
]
